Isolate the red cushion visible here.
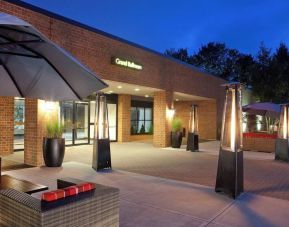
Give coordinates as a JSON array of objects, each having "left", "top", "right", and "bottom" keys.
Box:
[
  {"left": 41, "top": 189, "right": 65, "bottom": 202},
  {"left": 41, "top": 183, "right": 96, "bottom": 202},
  {"left": 78, "top": 182, "right": 96, "bottom": 192},
  {"left": 64, "top": 186, "right": 78, "bottom": 196}
]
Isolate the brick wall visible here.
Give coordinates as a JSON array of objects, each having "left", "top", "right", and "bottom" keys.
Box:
[
  {"left": 0, "top": 97, "right": 14, "bottom": 156},
  {"left": 24, "top": 99, "right": 59, "bottom": 166},
  {"left": 118, "top": 95, "right": 131, "bottom": 142},
  {"left": 174, "top": 100, "right": 217, "bottom": 141},
  {"left": 0, "top": 0, "right": 226, "bottom": 147},
  {"left": 153, "top": 91, "right": 173, "bottom": 147},
  {"left": 0, "top": 0, "right": 225, "bottom": 106}
]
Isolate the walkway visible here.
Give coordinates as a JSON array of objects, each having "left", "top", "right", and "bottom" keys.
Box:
[
  {"left": 4, "top": 162, "right": 289, "bottom": 227},
  {"left": 3, "top": 141, "right": 289, "bottom": 201}
]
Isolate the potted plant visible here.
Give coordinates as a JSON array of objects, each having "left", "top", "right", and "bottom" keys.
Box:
[
  {"left": 43, "top": 121, "right": 65, "bottom": 167},
  {"left": 171, "top": 118, "right": 183, "bottom": 148}
]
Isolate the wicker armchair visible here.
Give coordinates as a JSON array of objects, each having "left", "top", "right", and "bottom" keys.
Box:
[{"left": 0, "top": 180, "right": 119, "bottom": 227}]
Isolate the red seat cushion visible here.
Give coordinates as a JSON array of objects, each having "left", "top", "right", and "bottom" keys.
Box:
[
  {"left": 64, "top": 186, "right": 78, "bottom": 196},
  {"left": 41, "top": 182, "right": 96, "bottom": 202},
  {"left": 78, "top": 183, "right": 96, "bottom": 192},
  {"left": 41, "top": 189, "right": 65, "bottom": 202}
]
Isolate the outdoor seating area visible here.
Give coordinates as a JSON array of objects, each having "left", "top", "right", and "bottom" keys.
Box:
[
  {"left": 0, "top": 176, "right": 119, "bottom": 226},
  {"left": 243, "top": 132, "right": 277, "bottom": 153},
  {"left": 1, "top": 0, "right": 289, "bottom": 226}
]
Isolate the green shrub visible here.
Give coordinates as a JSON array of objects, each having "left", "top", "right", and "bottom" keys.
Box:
[
  {"left": 46, "top": 121, "right": 64, "bottom": 139},
  {"left": 171, "top": 118, "right": 182, "bottom": 132}
]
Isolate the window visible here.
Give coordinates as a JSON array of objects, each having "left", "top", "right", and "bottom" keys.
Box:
[
  {"left": 131, "top": 105, "right": 153, "bottom": 135},
  {"left": 14, "top": 98, "right": 25, "bottom": 150}
]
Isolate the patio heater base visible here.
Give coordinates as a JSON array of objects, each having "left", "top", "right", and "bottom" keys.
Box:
[
  {"left": 215, "top": 149, "right": 243, "bottom": 199},
  {"left": 275, "top": 138, "right": 289, "bottom": 162},
  {"left": 92, "top": 139, "right": 111, "bottom": 171},
  {"left": 186, "top": 133, "right": 199, "bottom": 152}
]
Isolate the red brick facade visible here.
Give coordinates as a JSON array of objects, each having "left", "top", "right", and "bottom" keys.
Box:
[
  {"left": 0, "top": 97, "right": 14, "bottom": 155},
  {"left": 118, "top": 95, "right": 131, "bottom": 142},
  {"left": 0, "top": 1, "right": 227, "bottom": 162}
]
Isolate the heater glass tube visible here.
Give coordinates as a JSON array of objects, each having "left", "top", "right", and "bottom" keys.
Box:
[{"left": 221, "top": 85, "right": 242, "bottom": 152}]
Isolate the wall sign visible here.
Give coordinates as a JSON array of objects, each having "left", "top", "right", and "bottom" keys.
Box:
[{"left": 111, "top": 57, "right": 143, "bottom": 70}]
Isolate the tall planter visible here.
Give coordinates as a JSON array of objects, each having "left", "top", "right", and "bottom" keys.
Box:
[
  {"left": 171, "top": 118, "right": 183, "bottom": 148},
  {"left": 171, "top": 131, "right": 183, "bottom": 148},
  {"left": 43, "top": 138, "right": 65, "bottom": 167}
]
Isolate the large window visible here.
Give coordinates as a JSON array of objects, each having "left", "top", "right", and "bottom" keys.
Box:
[
  {"left": 131, "top": 101, "right": 153, "bottom": 135},
  {"left": 14, "top": 98, "right": 25, "bottom": 150}
]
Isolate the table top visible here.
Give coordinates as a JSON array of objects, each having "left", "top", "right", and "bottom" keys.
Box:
[{"left": 0, "top": 175, "right": 48, "bottom": 194}]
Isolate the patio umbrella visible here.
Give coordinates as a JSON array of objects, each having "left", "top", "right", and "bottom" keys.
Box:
[
  {"left": 242, "top": 102, "right": 281, "bottom": 118},
  {"left": 0, "top": 13, "right": 107, "bottom": 101}
]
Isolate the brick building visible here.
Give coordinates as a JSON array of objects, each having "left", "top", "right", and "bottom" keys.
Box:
[{"left": 0, "top": 0, "right": 226, "bottom": 166}]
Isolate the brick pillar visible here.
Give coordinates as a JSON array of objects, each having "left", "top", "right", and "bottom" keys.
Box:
[
  {"left": 118, "top": 95, "right": 131, "bottom": 142},
  {"left": 196, "top": 100, "right": 217, "bottom": 140},
  {"left": 24, "top": 99, "right": 59, "bottom": 166},
  {"left": 153, "top": 91, "right": 173, "bottom": 147},
  {"left": 0, "top": 97, "right": 14, "bottom": 156}
]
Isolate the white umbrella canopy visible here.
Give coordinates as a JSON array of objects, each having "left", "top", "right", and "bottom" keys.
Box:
[{"left": 0, "top": 13, "right": 107, "bottom": 101}]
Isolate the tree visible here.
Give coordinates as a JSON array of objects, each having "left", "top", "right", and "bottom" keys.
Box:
[
  {"left": 165, "top": 42, "right": 289, "bottom": 103},
  {"left": 190, "top": 42, "right": 233, "bottom": 80},
  {"left": 271, "top": 43, "right": 289, "bottom": 103},
  {"left": 164, "top": 48, "right": 190, "bottom": 63}
]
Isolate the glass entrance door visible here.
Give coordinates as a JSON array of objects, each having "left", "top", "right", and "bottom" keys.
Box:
[
  {"left": 61, "top": 101, "right": 74, "bottom": 145},
  {"left": 74, "top": 102, "right": 89, "bottom": 144},
  {"left": 60, "top": 101, "right": 89, "bottom": 145}
]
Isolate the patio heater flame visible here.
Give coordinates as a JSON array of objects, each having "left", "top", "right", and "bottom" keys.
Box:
[
  {"left": 275, "top": 104, "right": 289, "bottom": 162},
  {"left": 215, "top": 82, "right": 243, "bottom": 199},
  {"left": 220, "top": 84, "right": 242, "bottom": 152},
  {"left": 230, "top": 90, "right": 236, "bottom": 151},
  {"left": 282, "top": 106, "right": 288, "bottom": 139},
  {"left": 187, "top": 105, "right": 199, "bottom": 152},
  {"left": 92, "top": 93, "right": 111, "bottom": 171}
]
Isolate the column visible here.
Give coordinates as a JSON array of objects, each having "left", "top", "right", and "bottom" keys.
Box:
[
  {"left": 153, "top": 91, "right": 173, "bottom": 147},
  {"left": 0, "top": 97, "right": 14, "bottom": 156},
  {"left": 24, "top": 99, "right": 59, "bottom": 166},
  {"left": 117, "top": 94, "right": 131, "bottom": 142},
  {"left": 195, "top": 100, "right": 217, "bottom": 140}
]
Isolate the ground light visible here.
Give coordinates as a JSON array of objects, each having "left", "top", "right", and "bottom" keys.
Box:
[
  {"left": 92, "top": 93, "right": 112, "bottom": 171},
  {"left": 215, "top": 82, "right": 243, "bottom": 199},
  {"left": 275, "top": 104, "right": 289, "bottom": 161},
  {"left": 187, "top": 104, "right": 199, "bottom": 152}
]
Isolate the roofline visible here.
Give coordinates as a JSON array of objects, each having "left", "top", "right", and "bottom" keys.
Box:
[{"left": 4, "top": 0, "right": 225, "bottom": 81}]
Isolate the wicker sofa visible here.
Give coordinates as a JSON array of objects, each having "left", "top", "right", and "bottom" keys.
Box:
[{"left": 0, "top": 178, "right": 119, "bottom": 227}]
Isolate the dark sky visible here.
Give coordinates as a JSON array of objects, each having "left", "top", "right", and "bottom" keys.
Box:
[{"left": 23, "top": 0, "right": 289, "bottom": 55}]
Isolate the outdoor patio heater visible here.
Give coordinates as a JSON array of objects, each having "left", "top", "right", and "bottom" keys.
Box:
[
  {"left": 215, "top": 82, "right": 243, "bottom": 199},
  {"left": 186, "top": 104, "right": 199, "bottom": 152},
  {"left": 92, "top": 93, "right": 112, "bottom": 171},
  {"left": 275, "top": 104, "right": 289, "bottom": 162}
]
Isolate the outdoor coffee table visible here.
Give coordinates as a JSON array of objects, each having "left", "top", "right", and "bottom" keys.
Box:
[{"left": 0, "top": 175, "right": 48, "bottom": 194}]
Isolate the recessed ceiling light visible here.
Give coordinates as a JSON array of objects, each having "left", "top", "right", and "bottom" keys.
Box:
[
  {"left": 145, "top": 95, "right": 149, "bottom": 98},
  {"left": 108, "top": 90, "right": 113, "bottom": 93},
  {"left": 134, "top": 88, "right": 140, "bottom": 91},
  {"left": 175, "top": 99, "right": 179, "bottom": 101},
  {"left": 117, "top": 86, "right": 122, "bottom": 89}
]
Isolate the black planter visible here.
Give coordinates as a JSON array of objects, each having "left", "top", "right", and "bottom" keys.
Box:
[
  {"left": 171, "top": 131, "right": 183, "bottom": 148},
  {"left": 43, "top": 138, "right": 65, "bottom": 167}
]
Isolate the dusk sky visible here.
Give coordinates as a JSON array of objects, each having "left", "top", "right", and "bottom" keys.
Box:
[{"left": 23, "top": 0, "right": 289, "bottom": 55}]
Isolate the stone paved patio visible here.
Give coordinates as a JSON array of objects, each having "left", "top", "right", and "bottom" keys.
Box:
[
  {"left": 4, "top": 141, "right": 289, "bottom": 201},
  {"left": 3, "top": 162, "right": 289, "bottom": 227}
]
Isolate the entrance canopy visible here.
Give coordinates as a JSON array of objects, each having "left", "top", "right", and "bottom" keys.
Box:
[{"left": 0, "top": 13, "right": 107, "bottom": 101}]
